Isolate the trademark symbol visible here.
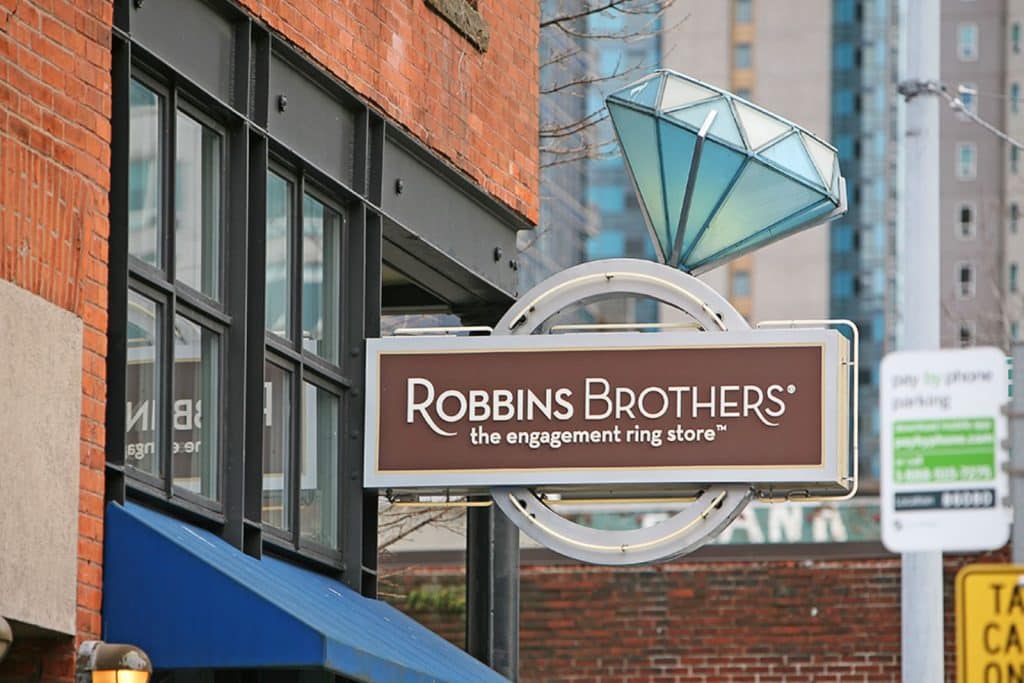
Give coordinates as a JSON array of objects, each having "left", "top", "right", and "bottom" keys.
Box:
[
  {"left": 716, "top": 424, "right": 727, "bottom": 432},
  {"left": 787, "top": 384, "right": 797, "bottom": 394}
]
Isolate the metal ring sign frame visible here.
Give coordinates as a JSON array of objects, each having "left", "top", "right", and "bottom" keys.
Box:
[{"left": 490, "top": 259, "right": 755, "bottom": 565}]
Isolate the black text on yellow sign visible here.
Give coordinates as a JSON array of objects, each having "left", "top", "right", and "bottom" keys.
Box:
[{"left": 957, "top": 564, "right": 1024, "bottom": 683}]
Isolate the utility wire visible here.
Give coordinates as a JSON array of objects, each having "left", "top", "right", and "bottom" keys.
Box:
[
  {"left": 899, "top": 78, "right": 1024, "bottom": 149},
  {"left": 940, "top": 88, "right": 1024, "bottom": 150}
]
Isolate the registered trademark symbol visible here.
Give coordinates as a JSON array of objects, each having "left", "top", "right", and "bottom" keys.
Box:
[
  {"left": 716, "top": 424, "right": 727, "bottom": 432},
  {"left": 787, "top": 384, "right": 797, "bottom": 394}
]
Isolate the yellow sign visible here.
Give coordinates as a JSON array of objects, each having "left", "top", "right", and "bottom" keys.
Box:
[{"left": 957, "top": 564, "right": 1024, "bottom": 682}]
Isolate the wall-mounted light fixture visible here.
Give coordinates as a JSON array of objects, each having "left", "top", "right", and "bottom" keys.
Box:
[
  {"left": 0, "top": 616, "right": 12, "bottom": 664},
  {"left": 75, "top": 641, "right": 152, "bottom": 683}
]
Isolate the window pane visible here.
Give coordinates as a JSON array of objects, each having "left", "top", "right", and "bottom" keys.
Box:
[
  {"left": 735, "top": 0, "right": 752, "bottom": 24},
  {"left": 734, "top": 43, "right": 752, "bottom": 69},
  {"left": 302, "top": 195, "right": 341, "bottom": 362},
  {"left": 731, "top": 270, "right": 751, "bottom": 297},
  {"left": 172, "top": 314, "right": 220, "bottom": 501},
  {"left": 175, "top": 111, "right": 222, "bottom": 299},
  {"left": 301, "top": 383, "right": 338, "bottom": 548},
  {"left": 267, "top": 172, "right": 292, "bottom": 338},
  {"left": 263, "top": 361, "right": 292, "bottom": 530},
  {"left": 957, "top": 143, "right": 976, "bottom": 179},
  {"left": 129, "top": 80, "right": 162, "bottom": 268},
  {"left": 958, "top": 24, "right": 978, "bottom": 60},
  {"left": 125, "top": 290, "right": 161, "bottom": 478}
]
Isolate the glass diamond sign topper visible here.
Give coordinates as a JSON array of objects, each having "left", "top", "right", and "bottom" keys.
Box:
[{"left": 607, "top": 70, "right": 847, "bottom": 273}]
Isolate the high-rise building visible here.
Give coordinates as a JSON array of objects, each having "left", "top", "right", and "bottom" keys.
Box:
[
  {"left": 525, "top": 3, "right": 664, "bottom": 323},
  {"left": 830, "top": 0, "right": 899, "bottom": 478},
  {"left": 940, "top": 0, "right": 1017, "bottom": 349},
  {"left": 1008, "top": 2, "right": 1024, "bottom": 344},
  {"left": 520, "top": 3, "right": 592, "bottom": 293}
]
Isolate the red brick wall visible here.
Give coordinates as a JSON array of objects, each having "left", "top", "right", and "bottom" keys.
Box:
[
  {"left": 241, "top": 0, "right": 540, "bottom": 222},
  {"left": 0, "top": 0, "right": 112, "bottom": 680},
  {"left": 392, "top": 550, "right": 1008, "bottom": 682}
]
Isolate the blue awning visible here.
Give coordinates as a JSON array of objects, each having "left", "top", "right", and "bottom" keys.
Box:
[{"left": 103, "top": 502, "right": 506, "bottom": 682}]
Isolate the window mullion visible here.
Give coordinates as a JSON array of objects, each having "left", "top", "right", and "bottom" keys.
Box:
[
  {"left": 292, "top": 172, "right": 306, "bottom": 348},
  {"left": 291, "top": 362, "right": 304, "bottom": 546},
  {"left": 166, "top": 84, "right": 178, "bottom": 282},
  {"left": 162, "top": 291, "right": 176, "bottom": 497}
]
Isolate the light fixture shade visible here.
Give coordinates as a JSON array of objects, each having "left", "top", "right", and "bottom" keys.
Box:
[
  {"left": 606, "top": 70, "right": 847, "bottom": 273},
  {"left": 76, "top": 641, "right": 152, "bottom": 683},
  {"left": 0, "top": 616, "right": 12, "bottom": 664}
]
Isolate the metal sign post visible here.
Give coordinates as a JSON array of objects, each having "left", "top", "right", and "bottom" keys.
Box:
[{"left": 895, "top": 0, "right": 943, "bottom": 678}]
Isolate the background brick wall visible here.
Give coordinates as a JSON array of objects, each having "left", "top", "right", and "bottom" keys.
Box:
[
  {"left": 391, "top": 549, "right": 1008, "bottom": 682},
  {"left": 242, "top": 0, "right": 540, "bottom": 222},
  {"left": 0, "top": 0, "right": 111, "bottom": 680}
]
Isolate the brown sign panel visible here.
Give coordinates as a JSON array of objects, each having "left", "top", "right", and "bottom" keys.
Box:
[{"left": 364, "top": 330, "right": 849, "bottom": 490}]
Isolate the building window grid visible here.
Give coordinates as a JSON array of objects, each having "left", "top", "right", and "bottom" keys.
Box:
[
  {"left": 262, "top": 163, "right": 349, "bottom": 553},
  {"left": 112, "top": 24, "right": 379, "bottom": 578},
  {"left": 124, "top": 71, "right": 230, "bottom": 511},
  {"left": 1011, "top": 202, "right": 1020, "bottom": 233}
]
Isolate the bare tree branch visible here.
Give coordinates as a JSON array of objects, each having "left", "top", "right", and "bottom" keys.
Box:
[
  {"left": 540, "top": 43, "right": 584, "bottom": 71},
  {"left": 540, "top": 0, "right": 638, "bottom": 29},
  {"left": 541, "top": 0, "right": 674, "bottom": 29},
  {"left": 541, "top": 109, "right": 608, "bottom": 138}
]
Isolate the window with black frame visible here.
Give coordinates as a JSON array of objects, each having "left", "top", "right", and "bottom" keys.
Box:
[
  {"left": 262, "top": 167, "right": 346, "bottom": 552},
  {"left": 124, "top": 73, "right": 226, "bottom": 508}
]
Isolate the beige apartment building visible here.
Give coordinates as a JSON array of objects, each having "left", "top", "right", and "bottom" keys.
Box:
[{"left": 942, "top": 0, "right": 1024, "bottom": 348}]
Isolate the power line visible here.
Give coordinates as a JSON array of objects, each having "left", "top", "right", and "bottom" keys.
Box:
[{"left": 898, "top": 78, "right": 1024, "bottom": 149}]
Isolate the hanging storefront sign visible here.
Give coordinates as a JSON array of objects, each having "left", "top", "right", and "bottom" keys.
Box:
[
  {"left": 363, "top": 71, "right": 854, "bottom": 565},
  {"left": 365, "top": 328, "right": 850, "bottom": 492},
  {"left": 364, "top": 258, "right": 857, "bottom": 566}
]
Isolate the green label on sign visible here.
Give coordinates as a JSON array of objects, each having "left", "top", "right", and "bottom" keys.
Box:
[{"left": 893, "top": 418, "right": 995, "bottom": 484}]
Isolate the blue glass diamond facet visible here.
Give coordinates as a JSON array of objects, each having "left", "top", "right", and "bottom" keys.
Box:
[
  {"left": 760, "top": 132, "right": 826, "bottom": 189},
  {"left": 667, "top": 98, "right": 745, "bottom": 147},
  {"left": 606, "top": 70, "right": 847, "bottom": 273}
]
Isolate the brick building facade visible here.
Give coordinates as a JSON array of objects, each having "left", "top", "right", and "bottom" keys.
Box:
[
  {"left": 0, "top": 0, "right": 112, "bottom": 679},
  {"left": 0, "top": 0, "right": 537, "bottom": 679},
  {"left": 391, "top": 549, "right": 1006, "bottom": 682}
]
